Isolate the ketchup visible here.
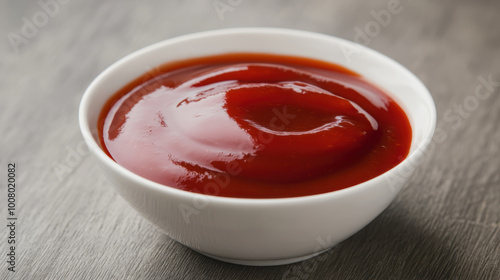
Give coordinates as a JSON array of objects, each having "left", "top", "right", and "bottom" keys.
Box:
[{"left": 99, "top": 53, "right": 412, "bottom": 198}]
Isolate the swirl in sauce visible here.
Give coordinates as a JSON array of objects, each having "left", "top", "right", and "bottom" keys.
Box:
[{"left": 99, "top": 54, "right": 411, "bottom": 198}]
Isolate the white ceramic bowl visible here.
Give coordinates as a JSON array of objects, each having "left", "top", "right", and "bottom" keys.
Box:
[{"left": 79, "top": 28, "right": 436, "bottom": 266}]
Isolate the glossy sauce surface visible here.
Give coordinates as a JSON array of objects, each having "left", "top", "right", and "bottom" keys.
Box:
[{"left": 99, "top": 54, "right": 412, "bottom": 198}]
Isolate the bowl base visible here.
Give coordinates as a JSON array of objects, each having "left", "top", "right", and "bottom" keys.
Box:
[{"left": 194, "top": 248, "right": 332, "bottom": 266}]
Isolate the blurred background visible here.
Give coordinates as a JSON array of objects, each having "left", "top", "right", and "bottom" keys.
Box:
[{"left": 1, "top": 0, "right": 499, "bottom": 279}]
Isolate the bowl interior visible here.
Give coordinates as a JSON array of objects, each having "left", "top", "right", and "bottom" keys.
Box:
[{"left": 80, "top": 28, "right": 436, "bottom": 200}]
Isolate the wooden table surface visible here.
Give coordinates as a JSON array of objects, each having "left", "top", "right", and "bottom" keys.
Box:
[{"left": 1, "top": 0, "right": 499, "bottom": 279}]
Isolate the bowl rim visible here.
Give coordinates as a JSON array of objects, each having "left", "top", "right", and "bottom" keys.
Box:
[{"left": 79, "top": 27, "right": 436, "bottom": 206}]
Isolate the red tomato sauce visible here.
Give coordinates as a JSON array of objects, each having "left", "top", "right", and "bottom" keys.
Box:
[{"left": 98, "top": 53, "right": 412, "bottom": 198}]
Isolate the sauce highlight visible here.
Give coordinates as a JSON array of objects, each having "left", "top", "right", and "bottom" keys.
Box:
[{"left": 99, "top": 53, "right": 412, "bottom": 198}]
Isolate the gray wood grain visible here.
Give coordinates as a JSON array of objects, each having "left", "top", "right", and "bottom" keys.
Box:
[{"left": 1, "top": 0, "right": 499, "bottom": 279}]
